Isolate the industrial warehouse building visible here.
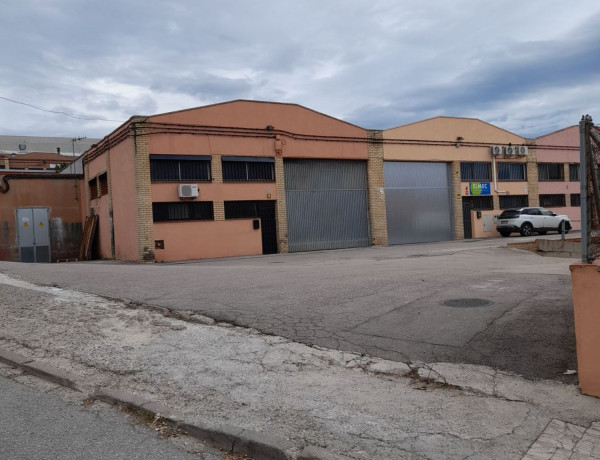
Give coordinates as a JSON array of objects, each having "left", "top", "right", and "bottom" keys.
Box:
[{"left": 0, "top": 100, "right": 585, "bottom": 263}]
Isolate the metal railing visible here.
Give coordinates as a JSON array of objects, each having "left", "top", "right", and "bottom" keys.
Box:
[{"left": 580, "top": 115, "right": 600, "bottom": 262}]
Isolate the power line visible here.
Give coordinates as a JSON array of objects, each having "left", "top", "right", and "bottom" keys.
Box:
[{"left": 0, "top": 95, "right": 126, "bottom": 123}]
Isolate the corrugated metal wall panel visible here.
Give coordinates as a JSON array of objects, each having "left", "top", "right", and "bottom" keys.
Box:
[
  {"left": 284, "top": 160, "right": 370, "bottom": 252},
  {"left": 384, "top": 162, "right": 453, "bottom": 244}
]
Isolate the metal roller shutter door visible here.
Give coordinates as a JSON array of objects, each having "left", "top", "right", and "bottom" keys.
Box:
[
  {"left": 284, "top": 159, "right": 370, "bottom": 252},
  {"left": 384, "top": 162, "right": 454, "bottom": 244}
]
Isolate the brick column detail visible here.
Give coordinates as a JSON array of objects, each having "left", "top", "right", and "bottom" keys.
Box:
[
  {"left": 131, "top": 118, "right": 155, "bottom": 262},
  {"left": 366, "top": 130, "right": 388, "bottom": 246},
  {"left": 525, "top": 141, "right": 539, "bottom": 207},
  {"left": 274, "top": 156, "right": 288, "bottom": 253},
  {"left": 492, "top": 194, "right": 500, "bottom": 211},
  {"left": 451, "top": 161, "right": 464, "bottom": 239},
  {"left": 211, "top": 154, "right": 223, "bottom": 183}
]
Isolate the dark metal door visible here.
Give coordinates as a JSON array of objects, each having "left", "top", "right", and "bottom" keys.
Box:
[{"left": 256, "top": 201, "right": 277, "bottom": 255}]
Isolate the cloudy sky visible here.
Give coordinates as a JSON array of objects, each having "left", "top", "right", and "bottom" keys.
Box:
[{"left": 1, "top": 0, "right": 599, "bottom": 139}]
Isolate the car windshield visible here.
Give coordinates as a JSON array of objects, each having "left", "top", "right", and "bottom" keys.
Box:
[{"left": 499, "top": 210, "right": 521, "bottom": 218}]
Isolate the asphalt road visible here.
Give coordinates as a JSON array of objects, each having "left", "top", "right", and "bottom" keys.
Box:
[
  {"left": 0, "top": 374, "right": 220, "bottom": 460},
  {"left": 0, "top": 235, "right": 580, "bottom": 382}
]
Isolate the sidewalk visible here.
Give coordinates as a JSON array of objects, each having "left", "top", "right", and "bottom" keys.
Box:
[{"left": 0, "top": 272, "right": 598, "bottom": 459}]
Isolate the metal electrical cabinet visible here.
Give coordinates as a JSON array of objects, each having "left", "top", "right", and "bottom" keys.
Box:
[{"left": 16, "top": 207, "right": 51, "bottom": 263}]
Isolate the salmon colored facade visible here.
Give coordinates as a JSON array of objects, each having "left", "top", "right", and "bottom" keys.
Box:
[
  {"left": 383, "top": 117, "right": 533, "bottom": 240},
  {"left": 0, "top": 175, "right": 83, "bottom": 261},
  {"left": 536, "top": 126, "right": 582, "bottom": 230},
  {"left": 83, "top": 101, "right": 376, "bottom": 262}
]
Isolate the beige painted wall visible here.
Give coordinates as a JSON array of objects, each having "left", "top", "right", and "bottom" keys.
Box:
[
  {"left": 151, "top": 182, "right": 275, "bottom": 202},
  {"left": 536, "top": 126, "right": 579, "bottom": 163},
  {"left": 571, "top": 261, "right": 600, "bottom": 397},
  {"left": 153, "top": 219, "right": 262, "bottom": 262}
]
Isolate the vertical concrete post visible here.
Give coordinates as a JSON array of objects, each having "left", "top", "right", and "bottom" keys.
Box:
[
  {"left": 451, "top": 161, "right": 464, "bottom": 239},
  {"left": 366, "top": 130, "right": 388, "bottom": 246},
  {"left": 274, "top": 156, "right": 288, "bottom": 253},
  {"left": 211, "top": 154, "right": 225, "bottom": 221},
  {"left": 131, "top": 117, "right": 155, "bottom": 262}
]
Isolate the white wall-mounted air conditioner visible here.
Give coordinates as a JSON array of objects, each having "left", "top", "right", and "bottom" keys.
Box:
[
  {"left": 178, "top": 184, "right": 199, "bottom": 199},
  {"left": 504, "top": 146, "right": 516, "bottom": 157},
  {"left": 490, "top": 145, "right": 502, "bottom": 156},
  {"left": 516, "top": 146, "right": 528, "bottom": 156}
]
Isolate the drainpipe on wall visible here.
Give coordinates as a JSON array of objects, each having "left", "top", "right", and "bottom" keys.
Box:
[{"left": 492, "top": 155, "right": 507, "bottom": 194}]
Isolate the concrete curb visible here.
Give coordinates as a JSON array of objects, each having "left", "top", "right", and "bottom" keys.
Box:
[{"left": 0, "top": 347, "right": 346, "bottom": 460}]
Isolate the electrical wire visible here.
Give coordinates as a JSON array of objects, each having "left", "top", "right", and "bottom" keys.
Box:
[{"left": 0, "top": 95, "right": 126, "bottom": 123}]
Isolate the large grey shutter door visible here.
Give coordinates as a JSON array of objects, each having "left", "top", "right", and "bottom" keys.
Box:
[
  {"left": 385, "top": 162, "right": 453, "bottom": 244},
  {"left": 284, "top": 160, "right": 370, "bottom": 252}
]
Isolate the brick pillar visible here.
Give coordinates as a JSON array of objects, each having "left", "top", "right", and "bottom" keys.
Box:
[
  {"left": 492, "top": 194, "right": 500, "bottom": 210},
  {"left": 106, "top": 148, "right": 115, "bottom": 259},
  {"left": 274, "top": 156, "right": 288, "bottom": 253},
  {"left": 211, "top": 154, "right": 225, "bottom": 221},
  {"left": 366, "top": 130, "right": 388, "bottom": 246},
  {"left": 131, "top": 117, "right": 155, "bottom": 262},
  {"left": 451, "top": 161, "right": 464, "bottom": 239},
  {"left": 526, "top": 142, "right": 539, "bottom": 207}
]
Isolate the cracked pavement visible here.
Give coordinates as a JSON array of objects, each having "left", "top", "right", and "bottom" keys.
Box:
[
  {"left": 0, "top": 268, "right": 598, "bottom": 459},
  {"left": 0, "top": 237, "right": 578, "bottom": 382}
]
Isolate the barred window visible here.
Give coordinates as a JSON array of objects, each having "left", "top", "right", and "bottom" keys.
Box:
[
  {"left": 222, "top": 157, "right": 275, "bottom": 182},
  {"left": 569, "top": 164, "right": 580, "bottom": 182},
  {"left": 225, "top": 201, "right": 260, "bottom": 219},
  {"left": 497, "top": 163, "right": 526, "bottom": 181},
  {"left": 98, "top": 172, "right": 108, "bottom": 197},
  {"left": 460, "top": 162, "right": 491, "bottom": 181},
  {"left": 152, "top": 202, "right": 214, "bottom": 222},
  {"left": 499, "top": 195, "right": 529, "bottom": 209},
  {"left": 465, "top": 196, "right": 494, "bottom": 210},
  {"left": 538, "top": 163, "right": 564, "bottom": 181},
  {"left": 571, "top": 194, "right": 581, "bottom": 206},
  {"left": 539, "top": 194, "right": 566, "bottom": 207},
  {"left": 150, "top": 155, "right": 211, "bottom": 182}
]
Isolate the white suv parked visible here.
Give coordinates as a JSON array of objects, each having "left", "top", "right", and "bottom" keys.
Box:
[{"left": 496, "top": 207, "right": 572, "bottom": 237}]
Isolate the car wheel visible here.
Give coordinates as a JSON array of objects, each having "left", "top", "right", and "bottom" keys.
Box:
[
  {"left": 520, "top": 222, "right": 533, "bottom": 236},
  {"left": 500, "top": 231, "right": 511, "bottom": 237},
  {"left": 538, "top": 231, "right": 547, "bottom": 235},
  {"left": 558, "top": 221, "right": 571, "bottom": 234}
]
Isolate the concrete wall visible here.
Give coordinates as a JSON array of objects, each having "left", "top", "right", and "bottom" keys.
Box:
[
  {"left": 570, "top": 261, "right": 600, "bottom": 397},
  {"left": 0, "top": 176, "right": 82, "bottom": 261}
]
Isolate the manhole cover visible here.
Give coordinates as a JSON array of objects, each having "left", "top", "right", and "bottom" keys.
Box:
[{"left": 442, "top": 298, "right": 493, "bottom": 308}]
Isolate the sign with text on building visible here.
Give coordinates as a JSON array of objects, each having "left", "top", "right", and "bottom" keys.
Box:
[{"left": 465, "top": 182, "right": 491, "bottom": 196}]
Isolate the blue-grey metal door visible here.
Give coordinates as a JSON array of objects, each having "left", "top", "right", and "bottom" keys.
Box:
[
  {"left": 384, "top": 162, "right": 454, "bottom": 244},
  {"left": 284, "top": 159, "right": 370, "bottom": 252},
  {"left": 17, "top": 208, "right": 50, "bottom": 263}
]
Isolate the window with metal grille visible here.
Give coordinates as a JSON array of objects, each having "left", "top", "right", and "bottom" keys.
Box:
[
  {"left": 89, "top": 178, "right": 98, "bottom": 199},
  {"left": 224, "top": 201, "right": 259, "bottom": 219},
  {"left": 222, "top": 157, "right": 275, "bottom": 182},
  {"left": 465, "top": 195, "right": 494, "bottom": 209},
  {"left": 538, "top": 163, "right": 564, "bottom": 181},
  {"left": 152, "top": 202, "right": 214, "bottom": 222},
  {"left": 98, "top": 172, "right": 108, "bottom": 196},
  {"left": 539, "top": 194, "right": 566, "bottom": 207},
  {"left": 149, "top": 155, "right": 211, "bottom": 182},
  {"left": 571, "top": 194, "right": 581, "bottom": 206},
  {"left": 497, "top": 163, "right": 527, "bottom": 181},
  {"left": 569, "top": 164, "right": 580, "bottom": 182},
  {"left": 460, "top": 162, "right": 491, "bottom": 181},
  {"left": 499, "top": 195, "right": 529, "bottom": 209}
]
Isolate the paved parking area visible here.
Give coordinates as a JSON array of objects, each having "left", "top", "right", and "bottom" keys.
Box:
[{"left": 0, "top": 235, "right": 580, "bottom": 382}]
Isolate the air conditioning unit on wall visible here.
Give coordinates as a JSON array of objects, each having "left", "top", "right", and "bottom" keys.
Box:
[
  {"left": 504, "top": 146, "right": 516, "bottom": 157},
  {"left": 490, "top": 145, "right": 502, "bottom": 156},
  {"left": 178, "top": 184, "right": 199, "bottom": 199},
  {"left": 517, "top": 146, "right": 528, "bottom": 156}
]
